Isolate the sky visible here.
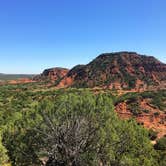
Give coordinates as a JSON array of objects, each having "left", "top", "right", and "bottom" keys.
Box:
[{"left": 0, "top": 0, "right": 166, "bottom": 74}]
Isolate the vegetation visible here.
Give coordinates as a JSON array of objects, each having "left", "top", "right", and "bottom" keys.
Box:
[
  {"left": 0, "top": 132, "right": 8, "bottom": 165},
  {"left": 154, "top": 136, "right": 166, "bottom": 150},
  {"left": 148, "top": 129, "right": 158, "bottom": 141},
  {"left": 0, "top": 83, "right": 165, "bottom": 165},
  {"left": 154, "top": 136, "right": 166, "bottom": 166},
  {"left": 115, "top": 90, "right": 166, "bottom": 116},
  {"left": 141, "top": 91, "right": 166, "bottom": 111}
]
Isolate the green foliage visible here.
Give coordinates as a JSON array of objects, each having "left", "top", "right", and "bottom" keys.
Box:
[
  {"left": 154, "top": 136, "right": 166, "bottom": 166},
  {"left": 128, "top": 102, "right": 141, "bottom": 116},
  {"left": 36, "top": 91, "right": 116, "bottom": 165},
  {"left": 115, "top": 92, "right": 139, "bottom": 104},
  {"left": 154, "top": 136, "right": 166, "bottom": 150},
  {"left": 148, "top": 129, "right": 158, "bottom": 141},
  {"left": 0, "top": 132, "right": 8, "bottom": 165},
  {"left": 0, "top": 84, "right": 162, "bottom": 165},
  {"left": 143, "top": 109, "right": 150, "bottom": 113}
]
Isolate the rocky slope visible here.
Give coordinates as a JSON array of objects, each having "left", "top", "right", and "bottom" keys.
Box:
[
  {"left": 34, "top": 67, "right": 69, "bottom": 83},
  {"left": 115, "top": 90, "right": 166, "bottom": 138},
  {"left": 58, "top": 52, "right": 166, "bottom": 90}
]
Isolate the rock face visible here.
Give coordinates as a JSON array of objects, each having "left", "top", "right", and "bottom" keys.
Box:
[
  {"left": 58, "top": 52, "right": 166, "bottom": 90},
  {"left": 34, "top": 67, "right": 69, "bottom": 83}
]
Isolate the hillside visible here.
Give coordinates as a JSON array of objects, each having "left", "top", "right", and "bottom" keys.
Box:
[
  {"left": 115, "top": 90, "right": 166, "bottom": 138},
  {"left": 57, "top": 52, "right": 166, "bottom": 90},
  {"left": 33, "top": 67, "right": 69, "bottom": 83}
]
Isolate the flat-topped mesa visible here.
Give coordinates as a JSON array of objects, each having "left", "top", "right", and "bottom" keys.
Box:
[
  {"left": 34, "top": 67, "right": 69, "bottom": 83},
  {"left": 58, "top": 52, "right": 166, "bottom": 90}
]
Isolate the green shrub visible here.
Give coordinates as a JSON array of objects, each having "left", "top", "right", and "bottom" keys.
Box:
[
  {"left": 148, "top": 129, "right": 158, "bottom": 140},
  {"left": 143, "top": 109, "right": 150, "bottom": 113},
  {"left": 154, "top": 136, "right": 166, "bottom": 150},
  {"left": 154, "top": 112, "right": 160, "bottom": 117}
]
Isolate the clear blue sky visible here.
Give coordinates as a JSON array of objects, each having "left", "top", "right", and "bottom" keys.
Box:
[{"left": 0, "top": 0, "right": 166, "bottom": 74}]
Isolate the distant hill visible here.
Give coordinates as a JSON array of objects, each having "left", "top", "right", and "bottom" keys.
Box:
[
  {"left": 0, "top": 73, "right": 35, "bottom": 81},
  {"left": 57, "top": 52, "right": 166, "bottom": 90},
  {"left": 33, "top": 67, "right": 69, "bottom": 83}
]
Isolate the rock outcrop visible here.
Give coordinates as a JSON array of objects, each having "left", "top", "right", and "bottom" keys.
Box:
[
  {"left": 34, "top": 67, "right": 69, "bottom": 83},
  {"left": 58, "top": 52, "right": 166, "bottom": 90}
]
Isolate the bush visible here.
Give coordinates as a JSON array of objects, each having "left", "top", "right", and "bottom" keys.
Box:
[
  {"left": 148, "top": 129, "right": 158, "bottom": 140},
  {"left": 143, "top": 109, "right": 150, "bottom": 113},
  {"left": 154, "top": 136, "right": 166, "bottom": 166},
  {"left": 154, "top": 112, "right": 160, "bottom": 117},
  {"left": 154, "top": 136, "right": 166, "bottom": 150}
]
